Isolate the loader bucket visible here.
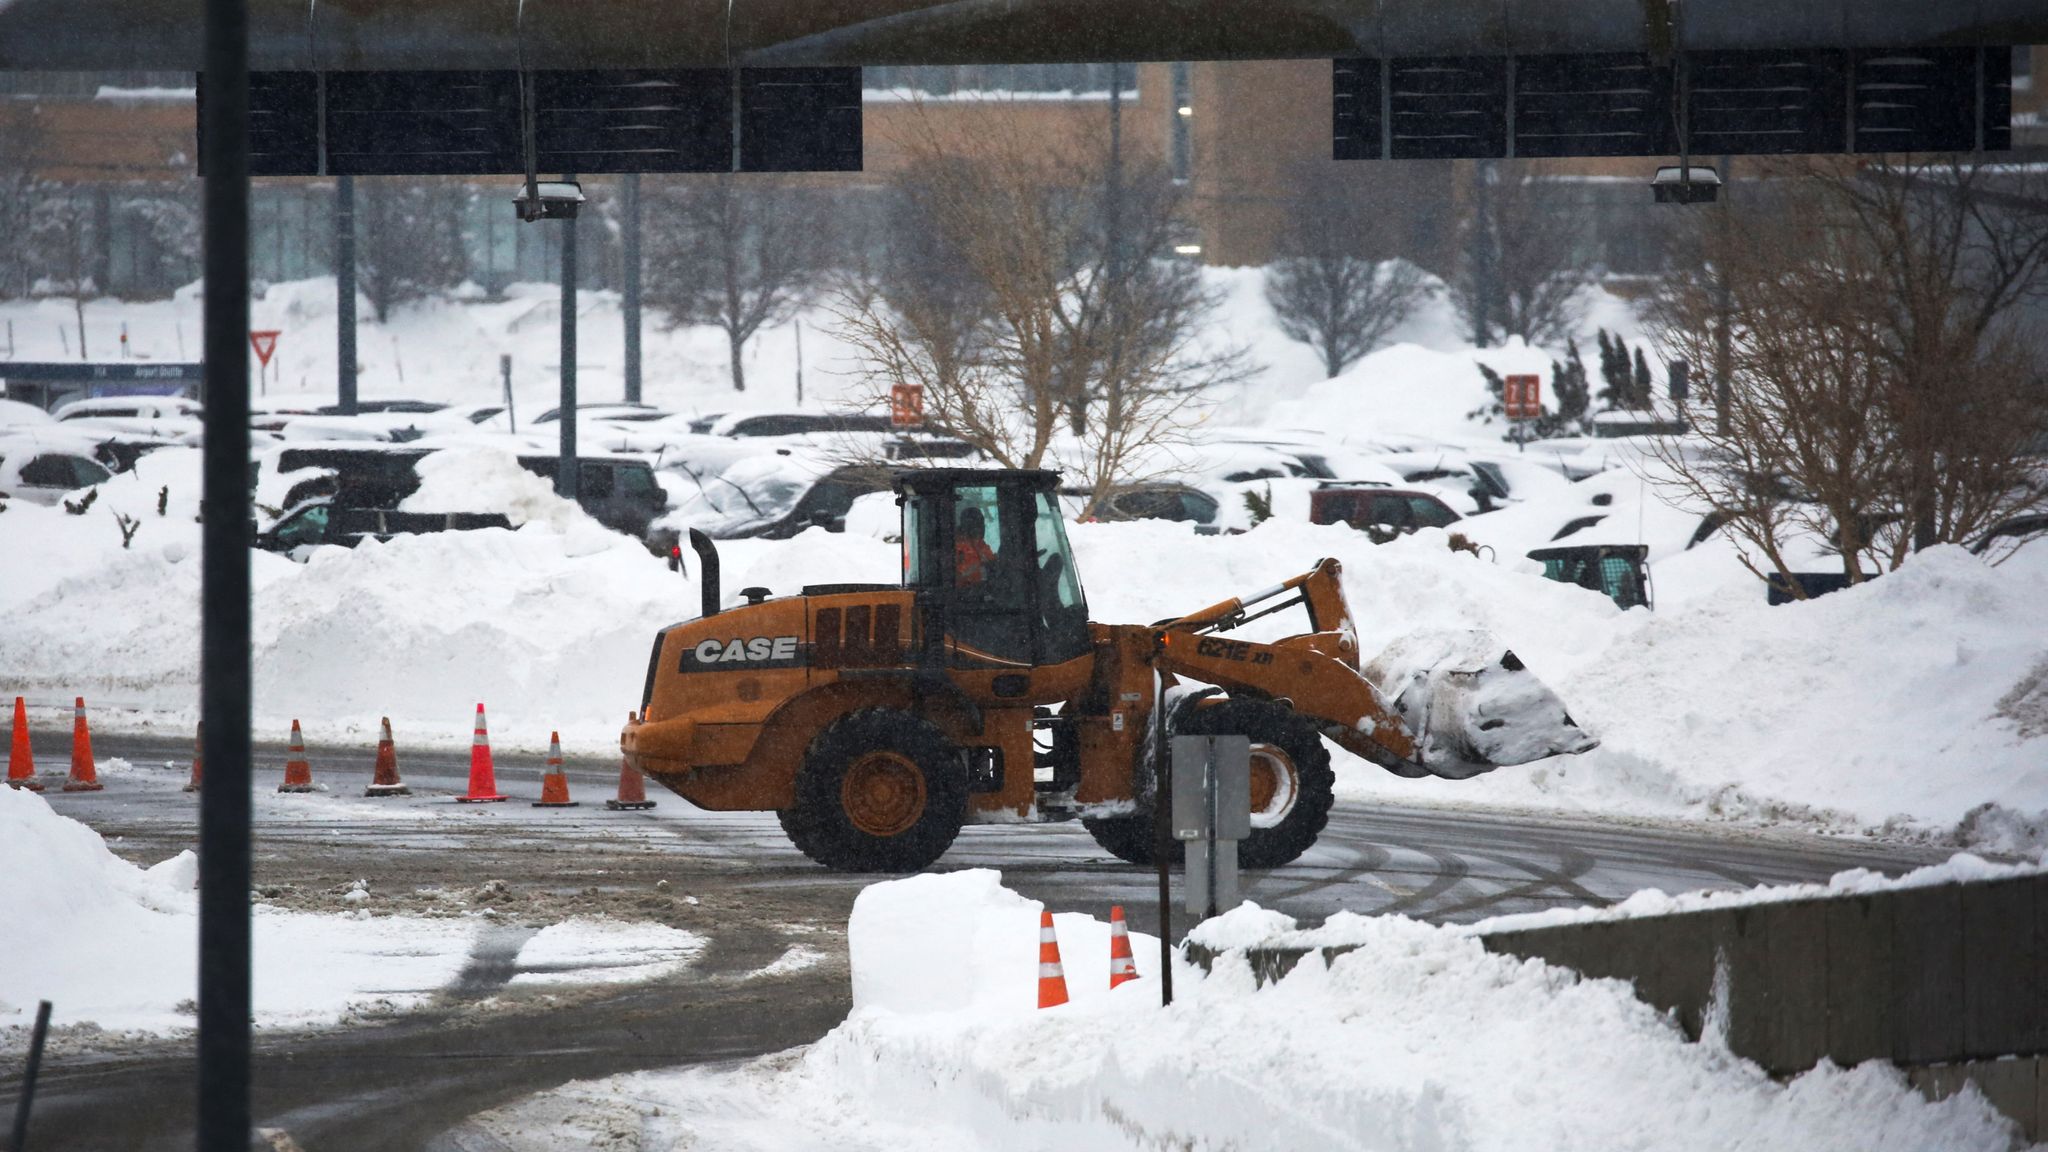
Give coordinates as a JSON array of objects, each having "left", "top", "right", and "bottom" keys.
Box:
[{"left": 1361, "top": 630, "right": 1597, "bottom": 779}]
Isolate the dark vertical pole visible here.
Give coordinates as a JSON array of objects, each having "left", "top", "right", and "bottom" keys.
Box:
[
  {"left": 1712, "top": 155, "right": 1732, "bottom": 438},
  {"left": 557, "top": 177, "right": 579, "bottom": 502},
  {"left": 622, "top": 173, "right": 642, "bottom": 405},
  {"left": 8, "top": 1001, "right": 51, "bottom": 1151},
  {"left": 335, "top": 174, "right": 358, "bottom": 415},
  {"left": 1151, "top": 655, "right": 1173, "bottom": 1006},
  {"left": 198, "top": 0, "right": 253, "bottom": 1146}
]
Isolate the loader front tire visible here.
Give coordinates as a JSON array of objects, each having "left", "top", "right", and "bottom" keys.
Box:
[
  {"left": 1177, "top": 699, "right": 1335, "bottom": 869},
  {"left": 780, "top": 709, "right": 968, "bottom": 873}
]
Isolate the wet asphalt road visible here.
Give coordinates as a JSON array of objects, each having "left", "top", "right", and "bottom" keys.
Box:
[{"left": 6, "top": 729, "right": 1961, "bottom": 1150}]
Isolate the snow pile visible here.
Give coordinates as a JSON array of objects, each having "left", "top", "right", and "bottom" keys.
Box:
[
  {"left": 468, "top": 871, "right": 2020, "bottom": 1152},
  {"left": 0, "top": 446, "right": 204, "bottom": 609},
  {"left": 400, "top": 445, "right": 607, "bottom": 535},
  {"left": 1263, "top": 339, "right": 1555, "bottom": 445},
  {"left": 0, "top": 782, "right": 476, "bottom": 1040}
]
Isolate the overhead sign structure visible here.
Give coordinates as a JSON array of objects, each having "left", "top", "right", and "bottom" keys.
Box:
[
  {"left": 1504, "top": 374, "right": 1541, "bottom": 421},
  {"left": 890, "top": 382, "right": 924, "bottom": 428},
  {"left": 205, "top": 66, "right": 862, "bottom": 177},
  {"left": 249, "top": 330, "right": 280, "bottom": 367},
  {"left": 1334, "top": 46, "right": 2011, "bottom": 162}
]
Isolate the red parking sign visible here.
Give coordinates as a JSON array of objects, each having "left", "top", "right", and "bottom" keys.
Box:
[
  {"left": 1504, "top": 374, "right": 1541, "bottom": 421},
  {"left": 890, "top": 382, "right": 924, "bottom": 427}
]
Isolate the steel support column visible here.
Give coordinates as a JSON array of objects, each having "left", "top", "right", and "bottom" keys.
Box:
[
  {"left": 197, "top": 0, "right": 253, "bottom": 1146},
  {"left": 335, "top": 174, "right": 358, "bottom": 415}
]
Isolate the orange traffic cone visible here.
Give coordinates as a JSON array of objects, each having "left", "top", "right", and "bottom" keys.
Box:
[
  {"left": 605, "top": 758, "right": 657, "bottom": 810},
  {"left": 457, "top": 703, "right": 507, "bottom": 803},
  {"left": 533, "top": 731, "right": 578, "bottom": 808},
  {"left": 1038, "top": 909, "right": 1070, "bottom": 1009},
  {"left": 1109, "top": 905, "right": 1139, "bottom": 989},
  {"left": 606, "top": 715, "right": 656, "bottom": 811},
  {"left": 278, "top": 719, "right": 317, "bottom": 793},
  {"left": 365, "top": 716, "right": 410, "bottom": 797},
  {"left": 7, "top": 696, "right": 42, "bottom": 792},
  {"left": 62, "top": 696, "right": 103, "bottom": 793},
  {"left": 182, "top": 724, "right": 202, "bottom": 793}
]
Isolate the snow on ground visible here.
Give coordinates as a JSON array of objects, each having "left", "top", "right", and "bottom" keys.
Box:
[
  {"left": 467, "top": 870, "right": 2021, "bottom": 1152},
  {"left": 0, "top": 783, "right": 707, "bottom": 1046},
  {"left": 510, "top": 919, "right": 707, "bottom": 987}
]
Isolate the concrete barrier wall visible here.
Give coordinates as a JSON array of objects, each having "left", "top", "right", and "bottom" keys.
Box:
[
  {"left": 1187, "top": 872, "right": 2048, "bottom": 1135},
  {"left": 1476, "top": 873, "right": 2048, "bottom": 1076}
]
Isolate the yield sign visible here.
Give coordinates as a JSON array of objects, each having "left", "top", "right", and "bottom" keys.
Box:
[{"left": 249, "top": 330, "right": 281, "bottom": 368}]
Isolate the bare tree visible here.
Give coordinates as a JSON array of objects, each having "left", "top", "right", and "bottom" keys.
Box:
[
  {"left": 1649, "top": 160, "right": 2048, "bottom": 586},
  {"left": 837, "top": 103, "right": 1234, "bottom": 507},
  {"left": 645, "top": 176, "right": 828, "bottom": 393},
  {"left": 1451, "top": 160, "right": 1591, "bottom": 348},
  {"left": 1264, "top": 166, "right": 1431, "bottom": 377},
  {"left": 1819, "top": 157, "right": 2048, "bottom": 556},
  {"left": 28, "top": 186, "right": 100, "bottom": 357},
  {"left": 354, "top": 180, "right": 467, "bottom": 323}
]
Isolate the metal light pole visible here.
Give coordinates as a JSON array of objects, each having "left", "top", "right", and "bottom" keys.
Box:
[
  {"left": 557, "top": 174, "right": 579, "bottom": 501},
  {"left": 198, "top": 0, "right": 254, "bottom": 1145},
  {"left": 335, "top": 174, "right": 358, "bottom": 415},
  {"left": 622, "top": 172, "right": 643, "bottom": 405}
]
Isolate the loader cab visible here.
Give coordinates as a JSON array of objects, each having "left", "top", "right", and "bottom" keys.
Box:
[{"left": 895, "top": 469, "right": 1091, "bottom": 670}]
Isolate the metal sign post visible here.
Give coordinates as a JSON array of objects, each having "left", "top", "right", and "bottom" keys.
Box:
[{"left": 1171, "top": 734, "right": 1251, "bottom": 919}]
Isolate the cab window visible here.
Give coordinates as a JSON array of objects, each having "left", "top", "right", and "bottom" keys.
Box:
[{"left": 1033, "top": 491, "right": 1089, "bottom": 661}]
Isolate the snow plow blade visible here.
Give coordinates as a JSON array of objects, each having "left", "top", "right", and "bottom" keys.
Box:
[{"left": 1361, "top": 630, "right": 1598, "bottom": 780}]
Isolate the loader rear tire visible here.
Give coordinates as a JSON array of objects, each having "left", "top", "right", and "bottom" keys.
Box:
[
  {"left": 1177, "top": 699, "right": 1335, "bottom": 869},
  {"left": 779, "top": 709, "right": 968, "bottom": 873}
]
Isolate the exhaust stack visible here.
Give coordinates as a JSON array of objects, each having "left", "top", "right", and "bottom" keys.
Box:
[{"left": 690, "top": 529, "right": 719, "bottom": 618}]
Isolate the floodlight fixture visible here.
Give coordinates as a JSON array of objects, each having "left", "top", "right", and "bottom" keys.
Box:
[
  {"left": 1652, "top": 165, "right": 1721, "bottom": 205},
  {"left": 514, "top": 179, "right": 586, "bottom": 222}
]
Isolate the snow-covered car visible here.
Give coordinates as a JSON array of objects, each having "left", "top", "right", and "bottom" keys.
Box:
[
  {"left": 1308, "top": 484, "right": 1462, "bottom": 539},
  {"left": 256, "top": 497, "right": 513, "bottom": 560},
  {"left": 1061, "top": 482, "right": 1220, "bottom": 530},
  {"left": 257, "top": 442, "right": 667, "bottom": 547},
  {"left": 0, "top": 435, "right": 114, "bottom": 505},
  {"left": 0, "top": 398, "right": 58, "bottom": 429},
  {"left": 705, "top": 410, "right": 894, "bottom": 438},
  {"left": 664, "top": 454, "right": 892, "bottom": 539},
  {"left": 533, "top": 402, "right": 669, "bottom": 425},
  {"left": 276, "top": 415, "right": 416, "bottom": 443},
  {"left": 52, "top": 395, "right": 202, "bottom": 423}
]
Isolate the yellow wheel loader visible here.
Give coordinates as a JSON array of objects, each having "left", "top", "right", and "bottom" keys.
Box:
[{"left": 623, "top": 468, "right": 1595, "bottom": 872}]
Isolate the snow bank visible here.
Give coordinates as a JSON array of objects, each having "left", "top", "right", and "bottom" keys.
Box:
[
  {"left": 0, "top": 782, "right": 476, "bottom": 1041},
  {"left": 470, "top": 871, "right": 2020, "bottom": 1152},
  {"left": 401, "top": 445, "right": 608, "bottom": 535}
]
